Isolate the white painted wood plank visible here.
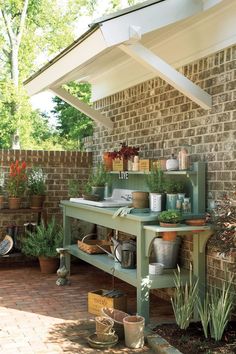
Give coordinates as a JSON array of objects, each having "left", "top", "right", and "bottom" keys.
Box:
[{"left": 51, "top": 87, "right": 113, "bottom": 130}]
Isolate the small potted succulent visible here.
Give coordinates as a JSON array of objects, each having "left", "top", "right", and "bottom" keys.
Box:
[{"left": 158, "top": 210, "right": 182, "bottom": 241}]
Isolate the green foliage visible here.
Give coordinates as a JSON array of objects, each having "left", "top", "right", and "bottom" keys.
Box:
[
  {"left": 197, "top": 293, "right": 210, "bottom": 339},
  {"left": 68, "top": 180, "right": 80, "bottom": 198},
  {"left": 171, "top": 265, "right": 199, "bottom": 330},
  {"left": 158, "top": 210, "right": 182, "bottom": 224},
  {"left": 21, "top": 217, "right": 63, "bottom": 258},
  {"left": 165, "top": 178, "right": 185, "bottom": 194},
  {"left": 27, "top": 167, "right": 47, "bottom": 195},
  {"left": 52, "top": 82, "right": 93, "bottom": 149},
  {"left": 146, "top": 164, "right": 165, "bottom": 193},
  {"left": 209, "top": 281, "right": 234, "bottom": 341},
  {"left": 89, "top": 163, "right": 108, "bottom": 187}
]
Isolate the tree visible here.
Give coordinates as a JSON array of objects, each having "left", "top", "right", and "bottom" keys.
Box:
[
  {"left": 0, "top": 0, "right": 143, "bottom": 149},
  {"left": 52, "top": 82, "right": 93, "bottom": 150},
  {"left": 0, "top": 0, "right": 83, "bottom": 149}
]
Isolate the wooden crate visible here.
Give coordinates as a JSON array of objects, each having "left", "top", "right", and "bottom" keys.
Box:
[{"left": 88, "top": 289, "right": 127, "bottom": 315}]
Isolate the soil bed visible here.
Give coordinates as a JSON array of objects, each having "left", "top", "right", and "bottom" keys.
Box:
[{"left": 154, "top": 321, "right": 236, "bottom": 353}]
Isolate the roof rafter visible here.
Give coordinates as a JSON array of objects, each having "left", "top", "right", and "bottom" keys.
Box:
[
  {"left": 119, "top": 42, "right": 212, "bottom": 110},
  {"left": 51, "top": 87, "right": 113, "bottom": 130}
]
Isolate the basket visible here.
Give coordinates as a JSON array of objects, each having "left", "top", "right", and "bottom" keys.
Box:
[{"left": 77, "top": 234, "right": 111, "bottom": 254}]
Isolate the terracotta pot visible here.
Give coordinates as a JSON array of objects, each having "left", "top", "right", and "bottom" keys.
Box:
[
  {"left": 8, "top": 197, "right": 21, "bottom": 210},
  {"left": 132, "top": 191, "right": 149, "bottom": 209},
  {"left": 103, "top": 152, "right": 113, "bottom": 171},
  {"left": 162, "top": 231, "right": 177, "bottom": 241},
  {"left": 0, "top": 195, "right": 4, "bottom": 209},
  {"left": 38, "top": 256, "right": 59, "bottom": 274},
  {"left": 30, "top": 195, "right": 45, "bottom": 209}
]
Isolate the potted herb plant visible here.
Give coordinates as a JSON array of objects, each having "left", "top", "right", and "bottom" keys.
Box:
[
  {"left": 21, "top": 217, "right": 63, "bottom": 273},
  {"left": 88, "top": 163, "right": 108, "bottom": 200},
  {"left": 158, "top": 210, "right": 182, "bottom": 241},
  {"left": 7, "top": 160, "right": 27, "bottom": 209},
  {"left": 27, "top": 167, "right": 47, "bottom": 209},
  {"left": 164, "top": 177, "right": 184, "bottom": 210},
  {"left": 146, "top": 164, "right": 166, "bottom": 212}
]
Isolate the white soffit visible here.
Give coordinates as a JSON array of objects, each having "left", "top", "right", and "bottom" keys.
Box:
[
  {"left": 91, "top": 0, "right": 236, "bottom": 100},
  {"left": 24, "top": 0, "right": 233, "bottom": 128}
]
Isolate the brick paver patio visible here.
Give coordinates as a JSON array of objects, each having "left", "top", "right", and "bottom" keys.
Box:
[{"left": 0, "top": 261, "right": 174, "bottom": 353}]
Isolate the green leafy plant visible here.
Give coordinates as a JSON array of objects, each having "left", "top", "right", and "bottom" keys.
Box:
[
  {"left": 89, "top": 163, "right": 108, "bottom": 187},
  {"left": 164, "top": 178, "right": 185, "bottom": 194},
  {"left": 146, "top": 164, "right": 165, "bottom": 193},
  {"left": 27, "top": 167, "right": 47, "bottom": 195},
  {"left": 68, "top": 180, "right": 80, "bottom": 197},
  {"left": 209, "top": 280, "right": 234, "bottom": 341},
  {"left": 21, "top": 217, "right": 63, "bottom": 258},
  {"left": 197, "top": 293, "right": 210, "bottom": 339},
  {"left": 158, "top": 210, "right": 182, "bottom": 224},
  {"left": 7, "top": 160, "right": 27, "bottom": 197},
  {"left": 171, "top": 264, "right": 199, "bottom": 330}
]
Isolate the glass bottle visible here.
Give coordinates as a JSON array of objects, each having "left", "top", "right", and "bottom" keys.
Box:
[{"left": 178, "top": 146, "right": 190, "bottom": 170}]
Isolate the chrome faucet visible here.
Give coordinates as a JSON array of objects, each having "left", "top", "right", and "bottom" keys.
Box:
[{"left": 121, "top": 194, "right": 132, "bottom": 201}]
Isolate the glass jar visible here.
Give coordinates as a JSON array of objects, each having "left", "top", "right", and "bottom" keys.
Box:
[{"left": 178, "top": 146, "right": 190, "bottom": 170}]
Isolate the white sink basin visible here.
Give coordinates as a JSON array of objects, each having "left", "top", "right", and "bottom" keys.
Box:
[
  {"left": 70, "top": 188, "right": 134, "bottom": 208},
  {"left": 69, "top": 198, "right": 132, "bottom": 208}
]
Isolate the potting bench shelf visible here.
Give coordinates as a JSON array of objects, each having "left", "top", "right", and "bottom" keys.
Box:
[
  {"left": 60, "top": 200, "right": 212, "bottom": 323},
  {"left": 66, "top": 244, "right": 190, "bottom": 289},
  {"left": 108, "top": 162, "right": 205, "bottom": 214}
]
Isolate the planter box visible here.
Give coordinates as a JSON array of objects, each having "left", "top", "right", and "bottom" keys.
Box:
[{"left": 88, "top": 289, "right": 127, "bottom": 315}]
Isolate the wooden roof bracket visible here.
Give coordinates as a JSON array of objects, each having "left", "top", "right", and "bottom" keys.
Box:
[
  {"left": 51, "top": 86, "right": 113, "bottom": 130},
  {"left": 119, "top": 39, "right": 212, "bottom": 110}
]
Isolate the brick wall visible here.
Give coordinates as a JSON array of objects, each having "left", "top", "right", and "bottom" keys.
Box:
[
  {"left": 85, "top": 44, "right": 236, "bottom": 314},
  {"left": 0, "top": 149, "right": 92, "bottom": 237}
]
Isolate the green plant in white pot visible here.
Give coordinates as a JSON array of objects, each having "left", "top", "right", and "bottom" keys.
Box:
[
  {"left": 21, "top": 217, "right": 63, "bottom": 273},
  {"left": 146, "top": 164, "right": 165, "bottom": 212},
  {"left": 89, "top": 163, "right": 108, "bottom": 200}
]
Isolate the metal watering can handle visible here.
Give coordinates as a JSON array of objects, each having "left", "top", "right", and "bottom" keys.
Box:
[{"left": 114, "top": 243, "right": 121, "bottom": 263}]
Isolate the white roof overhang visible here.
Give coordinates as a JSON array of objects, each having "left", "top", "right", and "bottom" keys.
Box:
[{"left": 24, "top": 0, "right": 235, "bottom": 129}]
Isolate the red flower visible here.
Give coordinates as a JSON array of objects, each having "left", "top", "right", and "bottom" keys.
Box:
[{"left": 7, "top": 160, "right": 27, "bottom": 197}]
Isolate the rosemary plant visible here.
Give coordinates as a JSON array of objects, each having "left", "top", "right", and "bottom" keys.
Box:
[{"left": 171, "top": 264, "right": 199, "bottom": 330}]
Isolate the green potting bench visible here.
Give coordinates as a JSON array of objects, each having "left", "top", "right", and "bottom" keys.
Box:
[{"left": 60, "top": 161, "right": 212, "bottom": 323}]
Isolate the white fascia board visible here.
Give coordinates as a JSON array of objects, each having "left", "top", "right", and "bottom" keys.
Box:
[
  {"left": 100, "top": 0, "right": 203, "bottom": 46},
  {"left": 25, "top": 28, "right": 107, "bottom": 96},
  {"left": 119, "top": 42, "right": 212, "bottom": 109},
  {"left": 51, "top": 87, "right": 113, "bottom": 130}
]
